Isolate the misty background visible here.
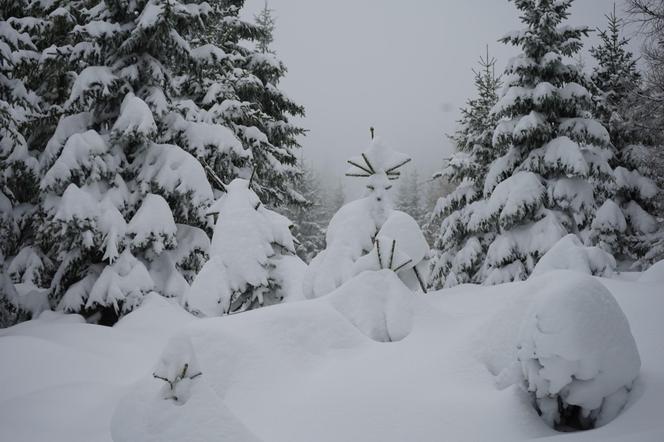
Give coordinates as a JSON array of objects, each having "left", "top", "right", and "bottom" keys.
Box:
[{"left": 241, "top": 0, "right": 642, "bottom": 198}]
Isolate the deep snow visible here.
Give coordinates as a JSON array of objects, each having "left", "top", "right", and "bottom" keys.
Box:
[{"left": 1, "top": 269, "right": 662, "bottom": 442}]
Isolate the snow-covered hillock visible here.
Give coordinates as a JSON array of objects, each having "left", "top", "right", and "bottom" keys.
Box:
[
  {"left": 490, "top": 272, "right": 640, "bottom": 430},
  {"left": 112, "top": 270, "right": 416, "bottom": 440}
]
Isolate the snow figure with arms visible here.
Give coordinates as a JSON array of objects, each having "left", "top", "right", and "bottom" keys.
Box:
[{"left": 303, "top": 129, "right": 430, "bottom": 298}]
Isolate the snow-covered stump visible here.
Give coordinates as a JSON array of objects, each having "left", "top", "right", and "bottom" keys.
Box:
[{"left": 498, "top": 272, "right": 640, "bottom": 431}]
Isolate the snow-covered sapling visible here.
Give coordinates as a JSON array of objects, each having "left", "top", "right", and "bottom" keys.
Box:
[
  {"left": 185, "top": 178, "right": 299, "bottom": 315},
  {"left": 153, "top": 336, "right": 202, "bottom": 405}
]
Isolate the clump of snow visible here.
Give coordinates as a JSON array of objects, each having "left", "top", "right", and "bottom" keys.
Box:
[
  {"left": 328, "top": 270, "right": 414, "bottom": 342},
  {"left": 66, "top": 250, "right": 155, "bottom": 314},
  {"left": 41, "top": 130, "right": 120, "bottom": 192},
  {"left": 531, "top": 234, "right": 616, "bottom": 277},
  {"left": 497, "top": 272, "right": 640, "bottom": 430},
  {"left": 592, "top": 200, "right": 627, "bottom": 233},
  {"left": 345, "top": 137, "right": 410, "bottom": 177},
  {"left": 127, "top": 194, "right": 177, "bottom": 255},
  {"left": 111, "top": 93, "right": 157, "bottom": 140}
]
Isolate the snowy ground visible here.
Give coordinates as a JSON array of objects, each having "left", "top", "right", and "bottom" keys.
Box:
[{"left": 1, "top": 270, "right": 662, "bottom": 442}]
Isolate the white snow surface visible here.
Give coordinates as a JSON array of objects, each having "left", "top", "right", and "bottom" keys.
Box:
[{"left": 1, "top": 269, "right": 663, "bottom": 441}]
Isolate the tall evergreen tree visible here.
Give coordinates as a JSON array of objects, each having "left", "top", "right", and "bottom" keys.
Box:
[
  {"left": 590, "top": 6, "right": 642, "bottom": 150},
  {"left": 182, "top": 0, "right": 305, "bottom": 206},
  {"left": 440, "top": 0, "right": 615, "bottom": 286},
  {"left": 428, "top": 48, "right": 502, "bottom": 288},
  {"left": 32, "top": 0, "right": 229, "bottom": 323},
  {"left": 589, "top": 7, "right": 661, "bottom": 264}
]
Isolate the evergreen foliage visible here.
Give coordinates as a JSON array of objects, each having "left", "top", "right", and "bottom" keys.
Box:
[
  {"left": 428, "top": 48, "right": 502, "bottom": 288},
  {"left": 284, "top": 163, "right": 327, "bottom": 263},
  {"left": 589, "top": 8, "right": 662, "bottom": 264},
  {"left": 0, "top": 0, "right": 304, "bottom": 325},
  {"left": 433, "top": 0, "right": 617, "bottom": 287}
]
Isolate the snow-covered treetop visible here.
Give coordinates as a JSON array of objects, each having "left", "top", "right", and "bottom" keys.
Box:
[{"left": 346, "top": 134, "right": 411, "bottom": 180}]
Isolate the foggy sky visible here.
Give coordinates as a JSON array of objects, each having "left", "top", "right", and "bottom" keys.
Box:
[{"left": 241, "top": 0, "right": 642, "bottom": 197}]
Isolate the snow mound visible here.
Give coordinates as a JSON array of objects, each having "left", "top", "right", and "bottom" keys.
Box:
[
  {"left": 498, "top": 271, "right": 640, "bottom": 430},
  {"left": 111, "top": 375, "right": 261, "bottom": 442},
  {"left": 639, "top": 260, "right": 664, "bottom": 283},
  {"left": 531, "top": 234, "right": 616, "bottom": 277},
  {"left": 328, "top": 270, "right": 414, "bottom": 342}
]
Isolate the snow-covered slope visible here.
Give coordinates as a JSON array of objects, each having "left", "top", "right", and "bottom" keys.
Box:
[{"left": 0, "top": 271, "right": 662, "bottom": 442}]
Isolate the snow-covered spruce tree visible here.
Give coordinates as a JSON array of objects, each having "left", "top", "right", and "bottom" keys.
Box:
[
  {"left": 284, "top": 163, "right": 327, "bottom": 263},
  {"left": 179, "top": 0, "right": 305, "bottom": 207},
  {"left": 185, "top": 178, "right": 300, "bottom": 315},
  {"left": 589, "top": 7, "right": 662, "bottom": 264},
  {"left": 428, "top": 49, "right": 502, "bottom": 289},
  {"left": 466, "top": 0, "right": 615, "bottom": 285},
  {"left": 35, "top": 1, "right": 225, "bottom": 323},
  {"left": 304, "top": 132, "right": 430, "bottom": 298},
  {"left": 0, "top": 4, "right": 54, "bottom": 323}
]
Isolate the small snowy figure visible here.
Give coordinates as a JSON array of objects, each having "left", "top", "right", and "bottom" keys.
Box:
[
  {"left": 185, "top": 178, "right": 302, "bottom": 315},
  {"left": 303, "top": 129, "right": 429, "bottom": 298},
  {"left": 153, "top": 335, "right": 202, "bottom": 404}
]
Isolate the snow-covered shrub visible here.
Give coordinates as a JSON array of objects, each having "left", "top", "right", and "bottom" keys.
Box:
[
  {"left": 497, "top": 272, "right": 640, "bottom": 431},
  {"left": 185, "top": 179, "right": 302, "bottom": 315},
  {"left": 531, "top": 234, "right": 615, "bottom": 277}
]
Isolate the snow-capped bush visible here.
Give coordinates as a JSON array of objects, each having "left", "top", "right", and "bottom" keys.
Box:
[
  {"left": 531, "top": 234, "right": 616, "bottom": 277},
  {"left": 497, "top": 272, "right": 640, "bottom": 430}
]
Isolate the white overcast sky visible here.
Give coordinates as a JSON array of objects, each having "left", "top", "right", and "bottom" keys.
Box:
[{"left": 241, "top": 0, "right": 642, "bottom": 195}]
